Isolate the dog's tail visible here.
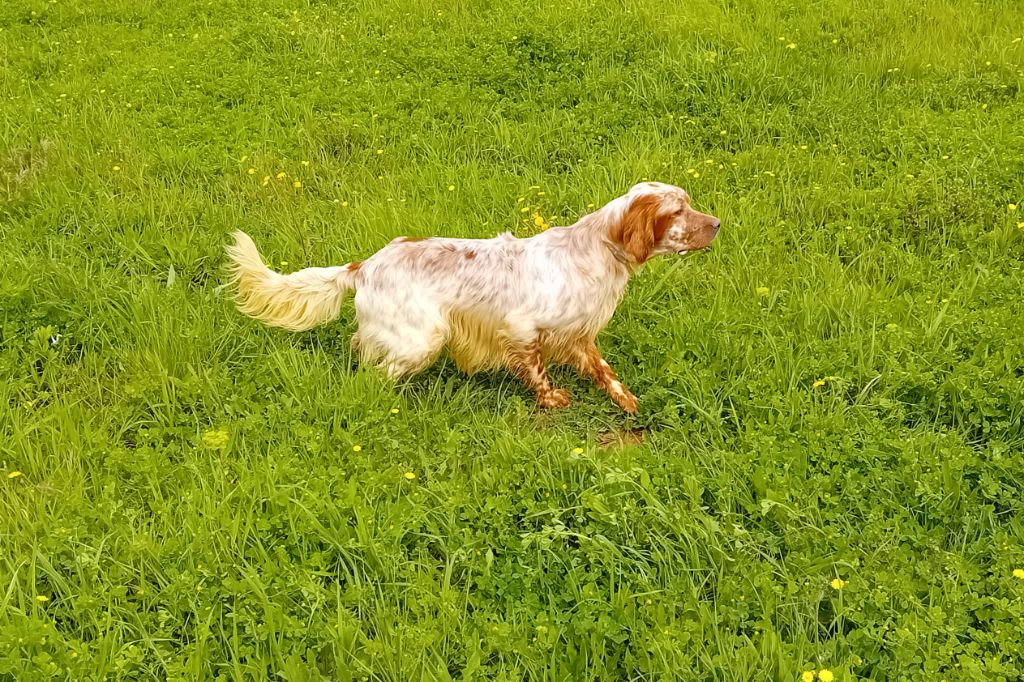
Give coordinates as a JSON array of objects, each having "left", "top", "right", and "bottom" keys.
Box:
[{"left": 225, "top": 231, "right": 359, "bottom": 332}]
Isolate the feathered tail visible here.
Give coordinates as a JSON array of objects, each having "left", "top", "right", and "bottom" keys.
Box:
[{"left": 225, "top": 231, "right": 358, "bottom": 331}]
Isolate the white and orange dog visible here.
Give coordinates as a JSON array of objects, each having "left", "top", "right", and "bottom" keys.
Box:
[{"left": 226, "top": 182, "right": 719, "bottom": 412}]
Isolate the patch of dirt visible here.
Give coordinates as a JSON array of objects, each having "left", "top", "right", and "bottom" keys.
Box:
[{"left": 596, "top": 427, "right": 646, "bottom": 449}]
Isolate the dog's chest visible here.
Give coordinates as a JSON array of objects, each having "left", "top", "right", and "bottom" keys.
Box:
[{"left": 553, "top": 273, "right": 627, "bottom": 333}]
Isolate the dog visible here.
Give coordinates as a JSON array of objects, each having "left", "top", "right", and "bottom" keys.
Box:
[{"left": 226, "top": 181, "right": 719, "bottom": 412}]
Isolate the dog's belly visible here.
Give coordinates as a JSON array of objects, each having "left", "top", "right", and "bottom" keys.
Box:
[
  {"left": 441, "top": 277, "right": 624, "bottom": 373},
  {"left": 445, "top": 312, "right": 613, "bottom": 373},
  {"left": 446, "top": 310, "right": 506, "bottom": 373}
]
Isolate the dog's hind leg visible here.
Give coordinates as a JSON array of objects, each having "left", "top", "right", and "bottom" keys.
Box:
[
  {"left": 355, "top": 324, "right": 446, "bottom": 379},
  {"left": 501, "top": 331, "right": 571, "bottom": 409},
  {"left": 353, "top": 292, "right": 447, "bottom": 379}
]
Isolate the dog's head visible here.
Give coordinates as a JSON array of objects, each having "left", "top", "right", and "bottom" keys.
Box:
[{"left": 609, "top": 182, "right": 720, "bottom": 265}]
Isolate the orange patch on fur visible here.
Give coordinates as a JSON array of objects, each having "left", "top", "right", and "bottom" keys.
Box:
[
  {"left": 398, "top": 236, "right": 428, "bottom": 243},
  {"left": 612, "top": 194, "right": 675, "bottom": 264},
  {"left": 463, "top": 250, "right": 477, "bottom": 260},
  {"left": 536, "top": 386, "right": 571, "bottom": 408},
  {"left": 346, "top": 261, "right": 362, "bottom": 271},
  {"left": 504, "top": 337, "right": 569, "bottom": 407},
  {"left": 577, "top": 344, "right": 638, "bottom": 413}
]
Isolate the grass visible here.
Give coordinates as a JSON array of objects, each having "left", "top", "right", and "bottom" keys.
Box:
[{"left": 2, "top": 0, "right": 1024, "bottom": 679}]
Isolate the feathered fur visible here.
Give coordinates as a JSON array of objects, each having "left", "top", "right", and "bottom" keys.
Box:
[{"left": 226, "top": 231, "right": 359, "bottom": 332}]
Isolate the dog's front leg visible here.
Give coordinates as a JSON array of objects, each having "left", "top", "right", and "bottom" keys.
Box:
[
  {"left": 572, "top": 342, "right": 638, "bottom": 414},
  {"left": 505, "top": 340, "right": 571, "bottom": 409}
]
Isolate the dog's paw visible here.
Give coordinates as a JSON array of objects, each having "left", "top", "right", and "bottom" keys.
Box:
[
  {"left": 537, "top": 387, "right": 572, "bottom": 409},
  {"left": 613, "top": 389, "right": 639, "bottom": 414}
]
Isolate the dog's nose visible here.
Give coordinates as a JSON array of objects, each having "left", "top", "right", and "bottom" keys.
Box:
[{"left": 711, "top": 218, "right": 721, "bottom": 231}]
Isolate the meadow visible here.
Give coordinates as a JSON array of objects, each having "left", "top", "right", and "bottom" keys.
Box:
[{"left": 2, "top": 0, "right": 1024, "bottom": 679}]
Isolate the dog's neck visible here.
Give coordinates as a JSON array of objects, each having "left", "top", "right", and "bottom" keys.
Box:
[{"left": 571, "top": 198, "right": 643, "bottom": 274}]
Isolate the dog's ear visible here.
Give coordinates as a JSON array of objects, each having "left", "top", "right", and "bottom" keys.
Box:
[{"left": 615, "top": 194, "right": 661, "bottom": 264}]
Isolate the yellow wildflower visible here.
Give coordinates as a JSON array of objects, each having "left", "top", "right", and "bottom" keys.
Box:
[
  {"left": 341, "top": 201, "right": 349, "bottom": 207},
  {"left": 276, "top": 171, "right": 286, "bottom": 179},
  {"left": 376, "top": 149, "right": 383, "bottom": 155},
  {"left": 301, "top": 160, "right": 310, "bottom": 166},
  {"left": 240, "top": 155, "right": 249, "bottom": 162},
  {"left": 35, "top": 595, "right": 49, "bottom": 603},
  {"left": 352, "top": 445, "right": 362, "bottom": 452},
  {"left": 293, "top": 180, "right": 302, "bottom": 189},
  {"left": 534, "top": 215, "right": 544, "bottom": 227},
  {"left": 112, "top": 165, "right": 121, "bottom": 172},
  {"left": 831, "top": 578, "right": 847, "bottom": 589},
  {"left": 1013, "top": 568, "right": 1024, "bottom": 579},
  {"left": 247, "top": 168, "right": 256, "bottom": 175},
  {"left": 404, "top": 471, "right": 416, "bottom": 481},
  {"left": 262, "top": 176, "right": 270, "bottom": 186},
  {"left": 390, "top": 408, "right": 400, "bottom": 414},
  {"left": 1009, "top": 204, "right": 1018, "bottom": 211},
  {"left": 813, "top": 380, "right": 826, "bottom": 389},
  {"left": 831, "top": 38, "right": 839, "bottom": 44},
  {"left": 802, "top": 672, "right": 816, "bottom": 682},
  {"left": 818, "top": 671, "right": 834, "bottom": 682},
  {"left": 720, "top": 129, "right": 727, "bottom": 135},
  {"left": 447, "top": 185, "right": 455, "bottom": 191},
  {"left": 202, "top": 429, "right": 229, "bottom": 450},
  {"left": 756, "top": 286, "right": 770, "bottom": 297},
  {"left": 7, "top": 471, "right": 22, "bottom": 479},
  {"left": 1016, "top": 222, "right": 1024, "bottom": 229},
  {"left": 786, "top": 43, "right": 797, "bottom": 49},
  {"left": 572, "top": 447, "right": 584, "bottom": 455}
]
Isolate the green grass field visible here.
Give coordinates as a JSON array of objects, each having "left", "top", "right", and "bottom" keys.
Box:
[{"left": 3, "top": 0, "right": 1024, "bottom": 679}]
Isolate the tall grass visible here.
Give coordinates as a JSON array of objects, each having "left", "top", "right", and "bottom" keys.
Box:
[{"left": 1, "top": 0, "right": 1023, "bottom": 679}]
